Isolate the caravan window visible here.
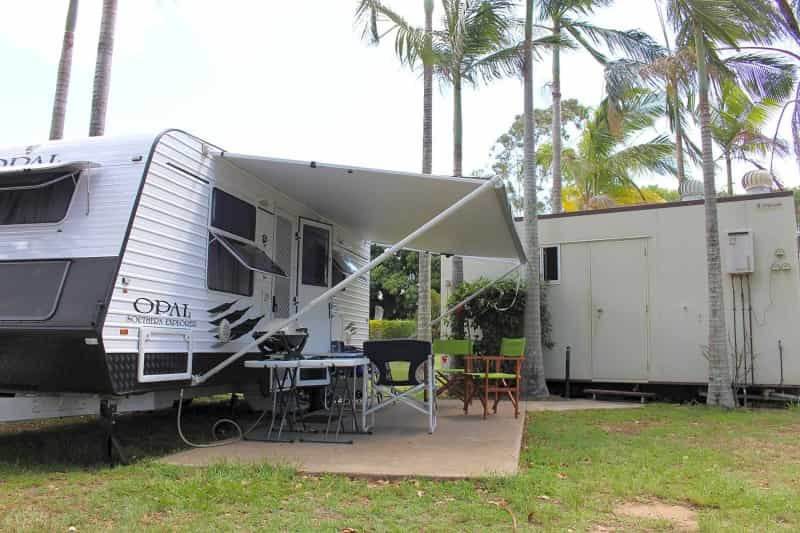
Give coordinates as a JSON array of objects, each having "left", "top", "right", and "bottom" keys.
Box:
[
  {"left": 208, "top": 238, "right": 253, "bottom": 296},
  {"left": 541, "top": 246, "right": 560, "bottom": 282},
  {"left": 0, "top": 171, "right": 79, "bottom": 226},
  {"left": 332, "top": 248, "right": 365, "bottom": 285},
  {"left": 208, "top": 188, "right": 256, "bottom": 295},
  {"left": 211, "top": 188, "right": 256, "bottom": 241},
  {"left": 301, "top": 223, "right": 330, "bottom": 287}
]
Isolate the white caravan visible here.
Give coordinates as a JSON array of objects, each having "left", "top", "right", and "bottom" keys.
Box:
[{"left": 0, "top": 129, "right": 524, "bottom": 421}]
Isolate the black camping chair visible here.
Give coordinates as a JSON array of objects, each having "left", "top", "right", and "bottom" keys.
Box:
[{"left": 363, "top": 339, "right": 437, "bottom": 434}]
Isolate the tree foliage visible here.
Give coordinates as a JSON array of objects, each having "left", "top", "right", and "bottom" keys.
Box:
[
  {"left": 481, "top": 99, "right": 591, "bottom": 211},
  {"left": 447, "top": 277, "right": 552, "bottom": 355},
  {"left": 369, "top": 245, "right": 441, "bottom": 320}
]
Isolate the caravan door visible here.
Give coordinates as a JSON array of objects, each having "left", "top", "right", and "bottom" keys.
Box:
[{"left": 297, "top": 218, "right": 333, "bottom": 352}]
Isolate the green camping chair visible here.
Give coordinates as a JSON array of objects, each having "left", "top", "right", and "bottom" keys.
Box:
[
  {"left": 464, "top": 337, "right": 526, "bottom": 419},
  {"left": 432, "top": 339, "right": 473, "bottom": 399}
]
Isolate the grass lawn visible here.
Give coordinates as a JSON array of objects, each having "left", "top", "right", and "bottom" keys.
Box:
[{"left": 0, "top": 402, "right": 798, "bottom": 531}]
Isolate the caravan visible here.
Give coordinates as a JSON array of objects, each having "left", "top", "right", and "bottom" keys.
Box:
[{"left": 0, "top": 129, "right": 524, "bottom": 421}]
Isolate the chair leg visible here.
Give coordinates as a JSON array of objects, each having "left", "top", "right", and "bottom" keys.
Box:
[
  {"left": 482, "top": 376, "right": 489, "bottom": 419},
  {"left": 463, "top": 377, "right": 470, "bottom": 414}
]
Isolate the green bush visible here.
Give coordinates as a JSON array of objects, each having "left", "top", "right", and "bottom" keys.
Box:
[
  {"left": 446, "top": 277, "right": 552, "bottom": 355},
  {"left": 369, "top": 319, "right": 416, "bottom": 339}
]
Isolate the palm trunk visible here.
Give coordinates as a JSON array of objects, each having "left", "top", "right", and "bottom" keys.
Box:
[
  {"left": 523, "top": 0, "right": 548, "bottom": 398},
  {"left": 695, "top": 26, "right": 735, "bottom": 409},
  {"left": 725, "top": 152, "right": 734, "bottom": 195},
  {"left": 417, "top": 0, "right": 434, "bottom": 342},
  {"left": 89, "top": 0, "right": 118, "bottom": 137},
  {"left": 550, "top": 20, "right": 563, "bottom": 213},
  {"left": 451, "top": 72, "right": 464, "bottom": 289},
  {"left": 672, "top": 85, "right": 686, "bottom": 183},
  {"left": 675, "top": 126, "right": 685, "bottom": 183},
  {"left": 50, "top": 0, "right": 79, "bottom": 141}
]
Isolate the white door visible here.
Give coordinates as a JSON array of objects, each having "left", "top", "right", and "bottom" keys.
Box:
[
  {"left": 255, "top": 209, "right": 276, "bottom": 320},
  {"left": 590, "top": 239, "right": 649, "bottom": 381},
  {"left": 297, "top": 218, "right": 333, "bottom": 353}
]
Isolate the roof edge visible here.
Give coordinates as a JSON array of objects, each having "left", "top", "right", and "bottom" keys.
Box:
[{"left": 513, "top": 191, "right": 794, "bottom": 222}]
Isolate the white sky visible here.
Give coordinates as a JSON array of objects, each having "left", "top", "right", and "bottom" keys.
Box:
[{"left": 0, "top": 0, "right": 797, "bottom": 194}]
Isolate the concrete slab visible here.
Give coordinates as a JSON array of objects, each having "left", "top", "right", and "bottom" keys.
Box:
[
  {"left": 162, "top": 400, "right": 524, "bottom": 479},
  {"left": 525, "top": 398, "right": 644, "bottom": 411}
]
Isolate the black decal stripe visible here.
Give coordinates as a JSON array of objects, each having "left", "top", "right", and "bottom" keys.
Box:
[
  {"left": 229, "top": 316, "right": 263, "bottom": 341},
  {"left": 166, "top": 161, "right": 210, "bottom": 184},
  {"left": 209, "top": 306, "right": 250, "bottom": 326},
  {"left": 208, "top": 300, "right": 237, "bottom": 315}
]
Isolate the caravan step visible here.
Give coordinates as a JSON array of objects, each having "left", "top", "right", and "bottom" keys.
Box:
[{"left": 584, "top": 388, "right": 657, "bottom": 404}]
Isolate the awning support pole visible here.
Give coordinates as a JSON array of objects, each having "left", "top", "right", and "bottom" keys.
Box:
[
  {"left": 192, "top": 175, "right": 502, "bottom": 385},
  {"left": 429, "top": 262, "right": 523, "bottom": 328}
]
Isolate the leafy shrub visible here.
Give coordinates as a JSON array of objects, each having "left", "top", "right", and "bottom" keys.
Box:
[
  {"left": 369, "top": 319, "right": 416, "bottom": 339},
  {"left": 446, "top": 277, "right": 552, "bottom": 354}
]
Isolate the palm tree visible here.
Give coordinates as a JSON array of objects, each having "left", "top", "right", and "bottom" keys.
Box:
[
  {"left": 538, "top": 90, "right": 676, "bottom": 209},
  {"left": 522, "top": 0, "right": 548, "bottom": 398},
  {"left": 609, "top": 1, "right": 793, "bottom": 187},
  {"left": 356, "top": 1, "right": 518, "bottom": 300},
  {"left": 711, "top": 79, "right": 787, "bottom": 194},
  {"left": 89, "top": 0, "right": 118, "bottom": 137},
  {"left": 666, "top": 0, "right": 781, "bottom": 408},
  {"left": 538, "top": 0, "right": 664, "bottom": 213},
  {"left": 50, "top": 0, "right": 79, "bottom": 141},
  {"left": 418, "top": 0, "right": 435, "bottom": 342},
  {"left": 731, "top": 1, "right": 800, "bottom": 171},
  {"left": 355, "top": 0, "right": 437, "bottom": 341}
]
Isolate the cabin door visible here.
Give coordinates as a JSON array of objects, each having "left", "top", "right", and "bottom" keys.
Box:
[
  {"left": 297, "top": 218, "right": 333, "bottom": 353},
  {"left": 589, "top": 239, "right": 649, "bottom": 381},
  {"left": 255, "top": 209, "right": 276, "bottom": 320}
]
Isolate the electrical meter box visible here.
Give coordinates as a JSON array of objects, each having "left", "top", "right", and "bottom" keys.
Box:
[{"left": 726, "top": 230, "right": 754, "bottom": 274}]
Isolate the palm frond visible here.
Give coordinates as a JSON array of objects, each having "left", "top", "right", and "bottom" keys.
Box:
[
  {"left": 724, "top": 52, "right": 797, "bottom": 101},
  {"left": 564, "top": 20, "right": 666, "bottom": 63}
]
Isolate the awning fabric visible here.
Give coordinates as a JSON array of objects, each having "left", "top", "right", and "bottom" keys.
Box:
[{"left": 221, "top": 153, "right": 525, "bottom": 261}]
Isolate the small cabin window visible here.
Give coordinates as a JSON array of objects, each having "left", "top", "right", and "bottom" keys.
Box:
[
  {"left": 0, "top": 171, "right": 79, "bottom": 226},
  {"left": 541, "top": 246, "right": 560, "bottom": 282}
]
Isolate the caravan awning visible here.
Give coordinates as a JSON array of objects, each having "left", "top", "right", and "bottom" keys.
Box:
[{"left": 220, "top": 153, "right": 525, "bottom": 261}]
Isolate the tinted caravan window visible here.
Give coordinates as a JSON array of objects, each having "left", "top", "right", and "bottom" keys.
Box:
[
  {"left": 208, "top": 238, "right": 253, "bottom": 296},
  {"left": 208, "top": 188, "right": 255, "bottom": 295},
  {"left": 301, "top": 223, "right": 330, "bottom": 287},
  {"left": 211, "top": 188, "right": 255, "bottom": 241},
  {"left": 0, "top": 172, "right": 78, "bottom": 225}
]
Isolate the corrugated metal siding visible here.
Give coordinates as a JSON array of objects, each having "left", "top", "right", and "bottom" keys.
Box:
[
  {"left": 0, "top": 137, "right": 148, "bottom": 260},
  {"left": 103, "top": 131, "right": 230, "bottom": 354},
  {"left": 332, "top": 242, "right": 370, "bottom": 347}
]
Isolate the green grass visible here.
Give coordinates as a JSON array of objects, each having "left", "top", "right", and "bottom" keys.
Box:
[{"left": 0, "top": 403, "right": 798, "bottom": 531}]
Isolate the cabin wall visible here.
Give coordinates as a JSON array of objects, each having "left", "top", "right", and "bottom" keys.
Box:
[{"left": 454, "top": 194, "right": 800, "bottom": 387}]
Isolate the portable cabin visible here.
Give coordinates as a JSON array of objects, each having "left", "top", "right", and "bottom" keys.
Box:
[
  {"left": 0, "top": 129, "right": 523, "bottom": 420},
  {"left": 443, "top": 184, "right": 800, "bottom": 396}
]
